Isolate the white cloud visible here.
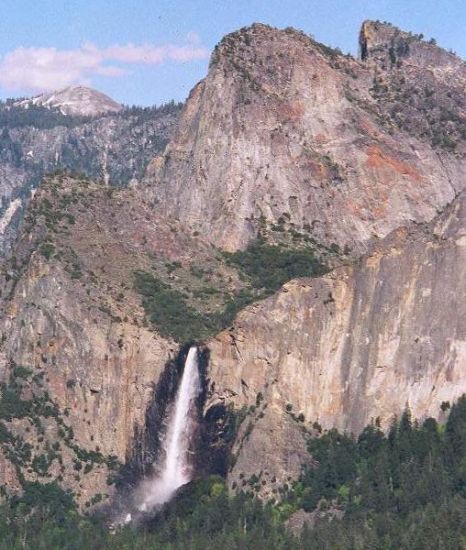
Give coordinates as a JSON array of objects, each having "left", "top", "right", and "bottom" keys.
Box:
[
  {"left": 102, "top": 43, "right": 208, "bottom": 64},
  {"left": 0, "top": 37, "right": 209, "bottom": 93}
]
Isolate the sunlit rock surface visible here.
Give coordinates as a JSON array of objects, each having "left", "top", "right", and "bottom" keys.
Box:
[{"left": 206, "top": 192, "right": 466, "bottom": 493}]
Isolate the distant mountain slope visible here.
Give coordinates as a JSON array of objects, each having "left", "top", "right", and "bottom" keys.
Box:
[
  {"left": 13, "top": 85, "right": 123, "bottom": 117},
  {"left": 0, "top": 98, "right": 182, "bottom": 255}
]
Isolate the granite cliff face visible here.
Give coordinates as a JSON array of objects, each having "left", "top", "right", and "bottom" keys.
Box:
[
  {"left": 205, "top": 191, "right": 466, "bottom": 494},
  {"left": 0, "top": 21, "right": 465, "bottom": 508},
  {"left": 0, "top": 172, "right": 248, "bottom": 506},
  {"left": 0, "top": 175, "right": 202, "bottom": 506},
  {"left": 146, "top": 23, "right": 465, "bottom": 253},
  {"left": 359, "top": 20, "right": 466, "bottom": 150},
  {"left": 140, "top": 20, "right": 466, "bottom": 494}
]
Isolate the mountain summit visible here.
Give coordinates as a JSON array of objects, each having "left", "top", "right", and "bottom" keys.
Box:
[
  {"left": 14, "top": 85, "right": 123, "bottom": 116},
  {"left": 145, "top": 21, "right": 466, "bottom": 253}
]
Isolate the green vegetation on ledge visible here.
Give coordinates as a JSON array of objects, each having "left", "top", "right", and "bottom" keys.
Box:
[
  {"left": 223, "top": 238, "right": 327, "bottom": 295},
  {"left": 134, "top": 270, "right": 219, "bottom": 342},
  {"left": 134, "top": 238, "right": 327, "bottom": 342}
]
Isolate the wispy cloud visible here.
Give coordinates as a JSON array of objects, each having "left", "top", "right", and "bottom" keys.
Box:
[{"left": 0, "top": 35, "right": 209, "bottom": 93}]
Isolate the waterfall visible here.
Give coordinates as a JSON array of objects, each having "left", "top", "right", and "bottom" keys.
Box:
[{"left": 135, "top": 346, "right": 201, "bottom": 514}]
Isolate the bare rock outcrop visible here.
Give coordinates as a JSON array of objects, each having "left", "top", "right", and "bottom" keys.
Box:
[
  {"left": 0, "top": 176, "right": 182, "bottom": 506},
  {"left": 145, "top": 22, "right": 466, "bottom": 253},
  {"left": 206, "top": 192, "right": 466, "bottom": 491}
]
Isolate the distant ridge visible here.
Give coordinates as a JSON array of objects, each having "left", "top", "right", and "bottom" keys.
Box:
[{"left": 13, "top": 85, "right": 123, "bottom": 117}]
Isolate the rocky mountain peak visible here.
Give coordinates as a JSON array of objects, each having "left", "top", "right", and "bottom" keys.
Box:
[
  {"left": 359, "top": 19, "right": 465, "bottom": 72},
  {"left": 14, "top": 85, "right": 123, "bottom": 117},
  {"left": 210, "top": 22, "right": 344, "bottom": 71},
  {"left": 146, "top": 18, "right": 466, "bottom": 253}
]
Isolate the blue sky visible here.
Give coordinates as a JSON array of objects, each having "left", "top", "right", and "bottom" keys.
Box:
[{"left": 0, "top": 0, "right": 464, "bottom": 106}]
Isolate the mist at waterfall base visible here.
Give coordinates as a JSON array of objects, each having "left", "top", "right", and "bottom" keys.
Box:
[{"left": 121, "top": 346, "right": 201, "bottom": 524}]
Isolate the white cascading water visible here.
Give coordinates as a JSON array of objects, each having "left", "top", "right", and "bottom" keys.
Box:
[{"left": 134, "top": 346, "right": 201, "bottom": 515}]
